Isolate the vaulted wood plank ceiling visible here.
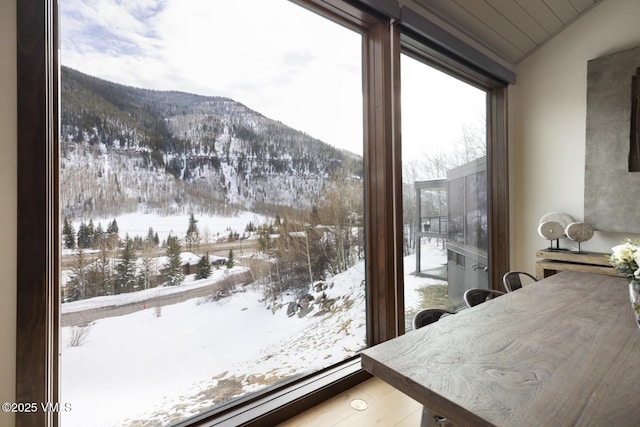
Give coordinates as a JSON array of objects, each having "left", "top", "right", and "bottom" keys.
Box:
[{"left": 413, "top": 0, "right": 605, "bottom": 65}]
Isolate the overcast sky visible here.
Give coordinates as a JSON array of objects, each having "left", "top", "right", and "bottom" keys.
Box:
[
  {"left": 60, "top": 0, "right": 485, "bottom": 160},
  {"left": 401, "top": 55, "right": 486, "bottom": 161}
]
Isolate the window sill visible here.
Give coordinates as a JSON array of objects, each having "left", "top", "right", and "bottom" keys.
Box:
[{"left": 178, "top": 356, "right": 370, "bottom": 427}]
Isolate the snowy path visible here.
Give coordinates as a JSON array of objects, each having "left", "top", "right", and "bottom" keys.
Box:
[{"left": 61, "top": 269, "right": 251, "bottom": 326}]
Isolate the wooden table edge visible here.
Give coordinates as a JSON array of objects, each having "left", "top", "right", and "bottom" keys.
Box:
[{"left": 360, "top": 352, "right": 496, "bottom": 427}]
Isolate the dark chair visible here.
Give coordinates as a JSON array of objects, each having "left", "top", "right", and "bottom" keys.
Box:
[
  {"left": 463, "top": 288, "right": 505, "bottom": 308},
  {"left": 411, "top": 308, "right": 456, "bottom": 427},
  {"left": 412, "top": 308, "right": 455, "bottom": 330},
  {"left": 502, "top": 271, "right": 537, "bottom": 292}
]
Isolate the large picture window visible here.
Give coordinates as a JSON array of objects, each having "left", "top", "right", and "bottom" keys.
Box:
[
  {"left": 400, "top": 53, "right": 489, "bottom": 325},
  {"left": 58, "top": 2, "right": 366, "bottom": 425},
  {"left": 16, "top": 1, "right": 509, "bottom": 426}
]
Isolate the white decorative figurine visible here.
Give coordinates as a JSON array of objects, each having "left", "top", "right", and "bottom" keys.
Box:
[
  {"left": 538, "top": 212, "right": 575, "bottom": 250},
  {"left": 565, "top": 222, "right": 594, "bottom": 253}
]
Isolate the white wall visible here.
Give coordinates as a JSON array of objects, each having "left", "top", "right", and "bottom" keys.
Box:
[
  {"left": 0, "top": 0, "right": 17, "bottom": 425},
  {"left": 510, "top": 0, "right": 640, "bottom": 273}
]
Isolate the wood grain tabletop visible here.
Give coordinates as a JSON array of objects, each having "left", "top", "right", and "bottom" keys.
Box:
[{"left": 361, "top": 272, "right": 640, "bottom": 427}]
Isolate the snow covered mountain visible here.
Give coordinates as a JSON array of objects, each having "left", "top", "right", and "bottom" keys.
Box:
[{"left": 60, "top": 66, "right": 362, "bottom": 220}]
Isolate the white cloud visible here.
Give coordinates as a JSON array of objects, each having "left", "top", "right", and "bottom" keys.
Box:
[
  {"left": 60, "top": 0, "right": 364, "bottom": 154},
  {"left": 60, "top": 0, "right": 487, "bottom": 160},
  {"left": 61, "top": 0, "right": 161, "bottom": 53}
]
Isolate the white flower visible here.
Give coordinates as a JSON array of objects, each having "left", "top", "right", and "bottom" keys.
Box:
[
  {"left": 610, "top": 239, "right": 640, "bottom": 279},
  {"left": 633, "top": 250, "right": 640, "bottom": 279},
  {"left": 611, "top": 242, "right": 636, "bottom": 264}
]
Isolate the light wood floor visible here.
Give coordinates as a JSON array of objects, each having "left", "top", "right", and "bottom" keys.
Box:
[{"left": 277, "top": 377, "right": 423, "bottom": 427}]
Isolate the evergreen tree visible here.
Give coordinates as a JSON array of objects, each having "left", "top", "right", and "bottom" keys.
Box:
[
  {"left": 108, "top": 218, "right": 119, "bottom": 234},
  {"left": 114, "top": 234, "right": 137, "bottom": 293},
  {"left": 195, "top": 252, "right": 212, "bottom": 280},
  {"left": 94, "top": 222, "right": 105, "bottom": 248},
  {"left": 67, "top": 247, "right": 87, "bottom": 302},
  {"left": 185, "top": 213, "right": 200, "bottom": 251},
  {"left": 62, "top": 217, "right": 76, "bottom": 249},
  {"left": 77, "top": 221, "right": 92, "bottom": 249},
  {"left": 77, "top": 220, "right": 96, "bottom": 248},
  {"left": 227, "top": 249, "right": 236, "bottom": 269},
  {"left": 146, "top": 227, "right": 157, "bottom": 247},
  {"left": 165, "top": 234, "right": 184, "bottom": 286},
  {"left": 133, "top": 235, "right": 144, "bottom": 250},
  {"left": 87, "top": 219, "right": 95, "bottom": 247},
  {"left": 106, "top": 218, "right": 120, "bottom": 249}
]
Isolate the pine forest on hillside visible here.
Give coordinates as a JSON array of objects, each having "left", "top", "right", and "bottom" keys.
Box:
[
  {"left": 60, "top": 66, "right": 362, "bottom": 220},
  {"left": 60, "top": 66, "right": 365, "bottom": 303}
]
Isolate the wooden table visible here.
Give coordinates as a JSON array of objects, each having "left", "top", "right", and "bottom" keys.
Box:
[{"left": 361, "top": 272, "right": 640, "bottom": 426}]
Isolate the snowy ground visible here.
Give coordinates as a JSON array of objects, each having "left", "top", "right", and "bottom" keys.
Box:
[
  {"left": 404, "top": 240, "right": 449, "bottom": 313},
  {"left": 70, "top": 211, "right": 268, "bottom": 244},
  {"left": 59, "top": 241, "right": 448, "bottom": 427},
  {"left": 60, "top": 265, "right": 367, "bottom": 427}
]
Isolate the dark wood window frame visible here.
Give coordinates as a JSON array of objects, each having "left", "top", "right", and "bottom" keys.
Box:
[{"left": 15, "top": 0, "right": 508, "bottom": 426}]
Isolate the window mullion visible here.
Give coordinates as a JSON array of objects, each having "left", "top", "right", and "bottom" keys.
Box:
[
  {"left": 363, "top": 20, "right": 404, "bottom": 345},
  {"left": 487, "top": 87, "right": 510, "bottom": 291}
]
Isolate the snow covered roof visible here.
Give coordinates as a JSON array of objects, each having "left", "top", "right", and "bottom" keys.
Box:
[{"left": 152, "top": 252, "right": 201, "bottom": 270}]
